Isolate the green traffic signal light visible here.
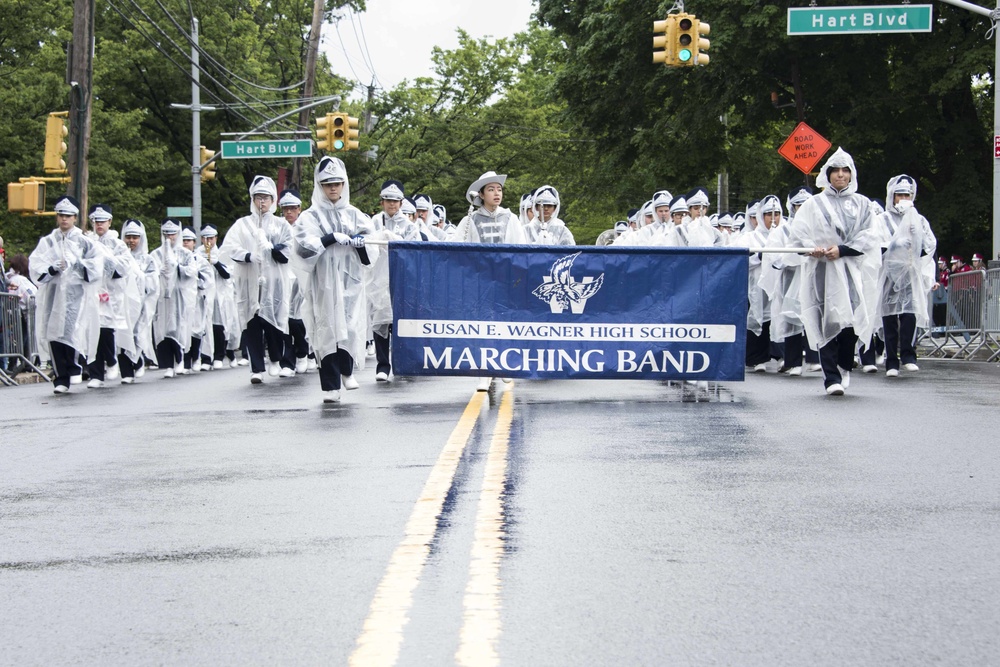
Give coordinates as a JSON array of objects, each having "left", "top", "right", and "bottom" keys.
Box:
[
  {"left": 334, "top": 139, "right": 345, "bottom": 150},
  {"left": 677, "top": 16, "right": 694, "bottom": 64}
]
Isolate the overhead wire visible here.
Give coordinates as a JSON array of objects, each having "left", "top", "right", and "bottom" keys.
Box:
[
  {"left": 154, "top": 0, "right": 307, "bottom": 93},
  {"left": 349, "top": 9, "right": 382, "bottom": 89},
  {"left": 147, "top": 0, "right": 304, "bottom": 125},
  {"left": 332, "top": 18, "right": 370, "bottom": 91},
  {"left": 105, "top": 0, "right": 260, "bottom": 129},
  {"left": 121, "top": 0, "right": 281, "bottom": 127}
]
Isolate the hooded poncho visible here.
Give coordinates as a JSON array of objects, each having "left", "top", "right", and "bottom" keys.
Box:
[
  {"left": 874, "top": 175, "right": 937, "bottom": 327},
  {"left": 523, "top": 185, "right": 575, "bottom": 246},
  {"left": 291, "top": 158, "right": 378, "bottom": 365},
  {"left": 122, "top": 220, "right": 160, "bottom": 363},
  {"left": 784, "top": 148, "right": 881, "bottom": 348},
  {"left": 220, "top": 175, "right": 293, "bottom": 334},
  {"left": 29, "top": 225, "right": 103, "bottom": 362},
  {"left": 150, "top": 226, "right": 198, "bottom": 350}
]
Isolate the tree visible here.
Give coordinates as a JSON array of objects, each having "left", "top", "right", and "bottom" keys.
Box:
[{"left": 538, "top": 0, "right": 996, "bottom": 255}]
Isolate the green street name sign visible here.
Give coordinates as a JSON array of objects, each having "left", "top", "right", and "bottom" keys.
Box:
[
  {"left": 166, "top": 206, "right": 192, "bottom": 217},
  {"left": 788, "top": 4, "right": 933, "bottom": 36},
  {"left": 220, "top": 139, "right": 313, "bottom": 160}
]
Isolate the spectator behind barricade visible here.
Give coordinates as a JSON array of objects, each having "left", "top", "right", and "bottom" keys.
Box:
[
  {"left": 5, "top": 254, "right": 39, "bottom": 371},
  {"left": 0, "top": 234, "right": 6, "bottom": 292},
  {"left": 971, "top": 253, "right": 986, "bottom": 271},
  {"left": 950, "top": 255, "right": 971, "bottom": 274},
  {"left": 6, "top": 254, "right": 38, "bottom": 308}
]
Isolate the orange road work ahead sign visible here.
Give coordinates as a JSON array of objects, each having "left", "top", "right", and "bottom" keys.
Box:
[{"left": 778, "top": 122, "right": 831, "bottom": 174}]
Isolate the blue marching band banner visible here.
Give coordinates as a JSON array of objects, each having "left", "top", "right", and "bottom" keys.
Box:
[{"left": 389, "top": 242, "right": 749, "bottom": 381}]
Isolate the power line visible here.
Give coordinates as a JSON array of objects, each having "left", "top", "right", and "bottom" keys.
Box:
[
  {"left": 123, "top": 0, "right": 301, "bottom": 133},
  {"left": 147, "top": 0, "right": 301, "bottom": 121},
  {"left": 153, "top": 0, "right": 307, "bottom": 93},
  {"left": 332, "top": 19, "right": 369, "bottom": 90},
  {"left": 105, "top": 0, "right": 259, "bottom": 129},
  {"left": 349, "top": 9, "right": 382, "bottom": 90}
]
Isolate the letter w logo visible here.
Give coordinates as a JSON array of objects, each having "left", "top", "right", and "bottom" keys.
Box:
[{"left": 532, "top": 252, "right": 604, "bottom": 314}]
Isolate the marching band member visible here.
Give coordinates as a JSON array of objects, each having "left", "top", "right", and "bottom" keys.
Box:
[
  {"left": 368, "top": 180, "right": 422, "bottom": 381},
  {"left": 197, "top": 225, "right": 241, "bottom": 369},
  {"left": 523, "top": 185, "right": 575, "bottom": 245},
  {"left": 119, "top": 219, "right": 159, "bottom": 383},
  {"left": 292, "top": 157, "right": 376, "bottom": 403},
  {"left": 182, "top": 227, "right": 215, "bottom": 372},
  {"left": 875, "top": 174, "right": 937, "bottom": 377},
  {"left": 150, "top": 218, "right": 198, "bottom": 378},
  {"left": 221, "top": 176, "right": 293, "bottom": 384},
  {"left": 29, "top": 196, "right": 102, "bottom": 393},
  {"left": 278, "top": 189, "right": 311, "bottom": 375},
  {"left": 784, "top": 148, "right": 881, "bottom": 396},
  {"left": 86, "top": 204, "right": 139, "bottom": 387}
]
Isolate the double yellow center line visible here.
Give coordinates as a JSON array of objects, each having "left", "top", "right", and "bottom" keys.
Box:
[{"left": 350, "top": 389, "right": 515, "bottom": 667}]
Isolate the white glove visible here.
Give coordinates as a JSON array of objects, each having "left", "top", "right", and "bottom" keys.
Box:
[
  {"left": 57, "top": 259, "right": 68, "bottom": 271},
  {"left": 333, "top": 232, "right": 352, "bottom": 246},
  {"left": 349, "top": 235, "right": 366, "bottom": 248}
]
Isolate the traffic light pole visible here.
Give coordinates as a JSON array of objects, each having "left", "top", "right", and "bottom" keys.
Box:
[{"left": 936, "top": 0, "right": 1000, "bottom": 260}]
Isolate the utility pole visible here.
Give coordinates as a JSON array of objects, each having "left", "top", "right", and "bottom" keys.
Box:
[
  {"left": 191, "top": 17, "right": 202, "bottom": 234},
  {"left": 364, "top": 81, "right": 375, "bottom": 132},
  {"left": 291, "top": 0, "right": 325, "bottom": 189},
  {"left": 170, "top": 19, "right": 216, "bottom": 234},
  {"left": 67, "top": 0, "right": 94, "bottom": 229}
]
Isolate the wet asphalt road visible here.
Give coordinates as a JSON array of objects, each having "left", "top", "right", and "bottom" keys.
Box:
[{"left": 1, "top": 360, "right": 998, "bottom": 666}]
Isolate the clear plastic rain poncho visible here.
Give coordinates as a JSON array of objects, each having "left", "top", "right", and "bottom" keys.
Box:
[
  {"left": 184, "top": 229, "right": 216, "bottom": 356},
  {"left": 121, "top": 219, "right": 160, "bottom": 363},
  {"left": 620, "top": 195, "right": 674, "bottom": 246},
  {"left": 150, "top": 223, "right": 198, "bottom": 350},
  {"left": 783, "top": 148, "right": 882, "bottom": 348},
  {"left": 759, "top": 200, "right": 805, "bottom": 343},
  {"left": 91, "top": 226, "right": 140, "bottom": 359},
  {"left": 220, "top": 175, "right": 293, "bottom": 334},
  {"left": 195, "top": 233, "right": 242, "bottom": 352},
  {"left": 740, "top": 195, "right": 779, "bottom": 335},
  {"left": 612, "top": 200, "right": 654, "bottom": 246},
  {"left": 291, "top": 158, "right": 378, "bottom": 365},
  {"left": 518, "top": 193, "right": 534, "bottom": 226},
  {"left": 368, "top": 193, "right": 422, "bottom": 338},
  {"left": 523, "top": 185, "right": 575, "bottom": 245},
  {"left": 455, "top": 176, "right": 525, "bottom": 244},
  {"left": 679, "top": 188, "right": 720, "bottom": 247},
  {"left": 874, "top": 174, "right": 937, "bottom": 327},
  {"left": 29, "top": 225, "right": 103, "bottom": 361}
]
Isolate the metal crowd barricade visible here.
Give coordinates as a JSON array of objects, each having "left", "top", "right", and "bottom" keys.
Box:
[
  {"left": 0, "top": 293, "right": 49, "bottom": 385},
  {"left": 931, "top": 269, "right": 988, "bottom": 360},
  {"left": 984, "top": 268, "right": 1000, "bottom": 362}
]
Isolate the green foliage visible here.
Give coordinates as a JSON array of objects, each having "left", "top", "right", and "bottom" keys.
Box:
[
  {"left": 539, "top": 0, "right": 996, "bottom": 256},
  {"left": 1, "top": 0, "right": 357, "bottom": 256},
  {"left": 3, "top": 0, "right": 997, "bottom": 258}
]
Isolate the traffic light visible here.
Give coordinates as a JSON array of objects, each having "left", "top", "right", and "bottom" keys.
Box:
[
  {"left": 7, "top": 181, "right": 46, "bottom": 213},
  {"left": 44, "top": 111, "right": 69, "bottom": 174},
  {"left": 652, "top": 18, "right": 674, "bottom": 66},
  {"left": 675, "top": 13, "right": 710, "bottom": 66},
  {"left": 200, "top": 145, "right": 216, "bottom": 183},
  {"left": 331, "top": 113, "right": 361, "bottom": 152},
  {"left": 316, "top": 113, "right": 335, "bottom": 151},
  {"left": 653, "top": 14, "right": 710, "bottom": 67}
]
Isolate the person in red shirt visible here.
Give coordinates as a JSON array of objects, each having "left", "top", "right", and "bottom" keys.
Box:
[{"left": 950, "top": 256, "right": 971, "bottom": 274}]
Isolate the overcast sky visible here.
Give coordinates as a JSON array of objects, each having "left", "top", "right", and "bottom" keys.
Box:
[{"left": 320, "top": 0, "right": 538, "bottom": 97}]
